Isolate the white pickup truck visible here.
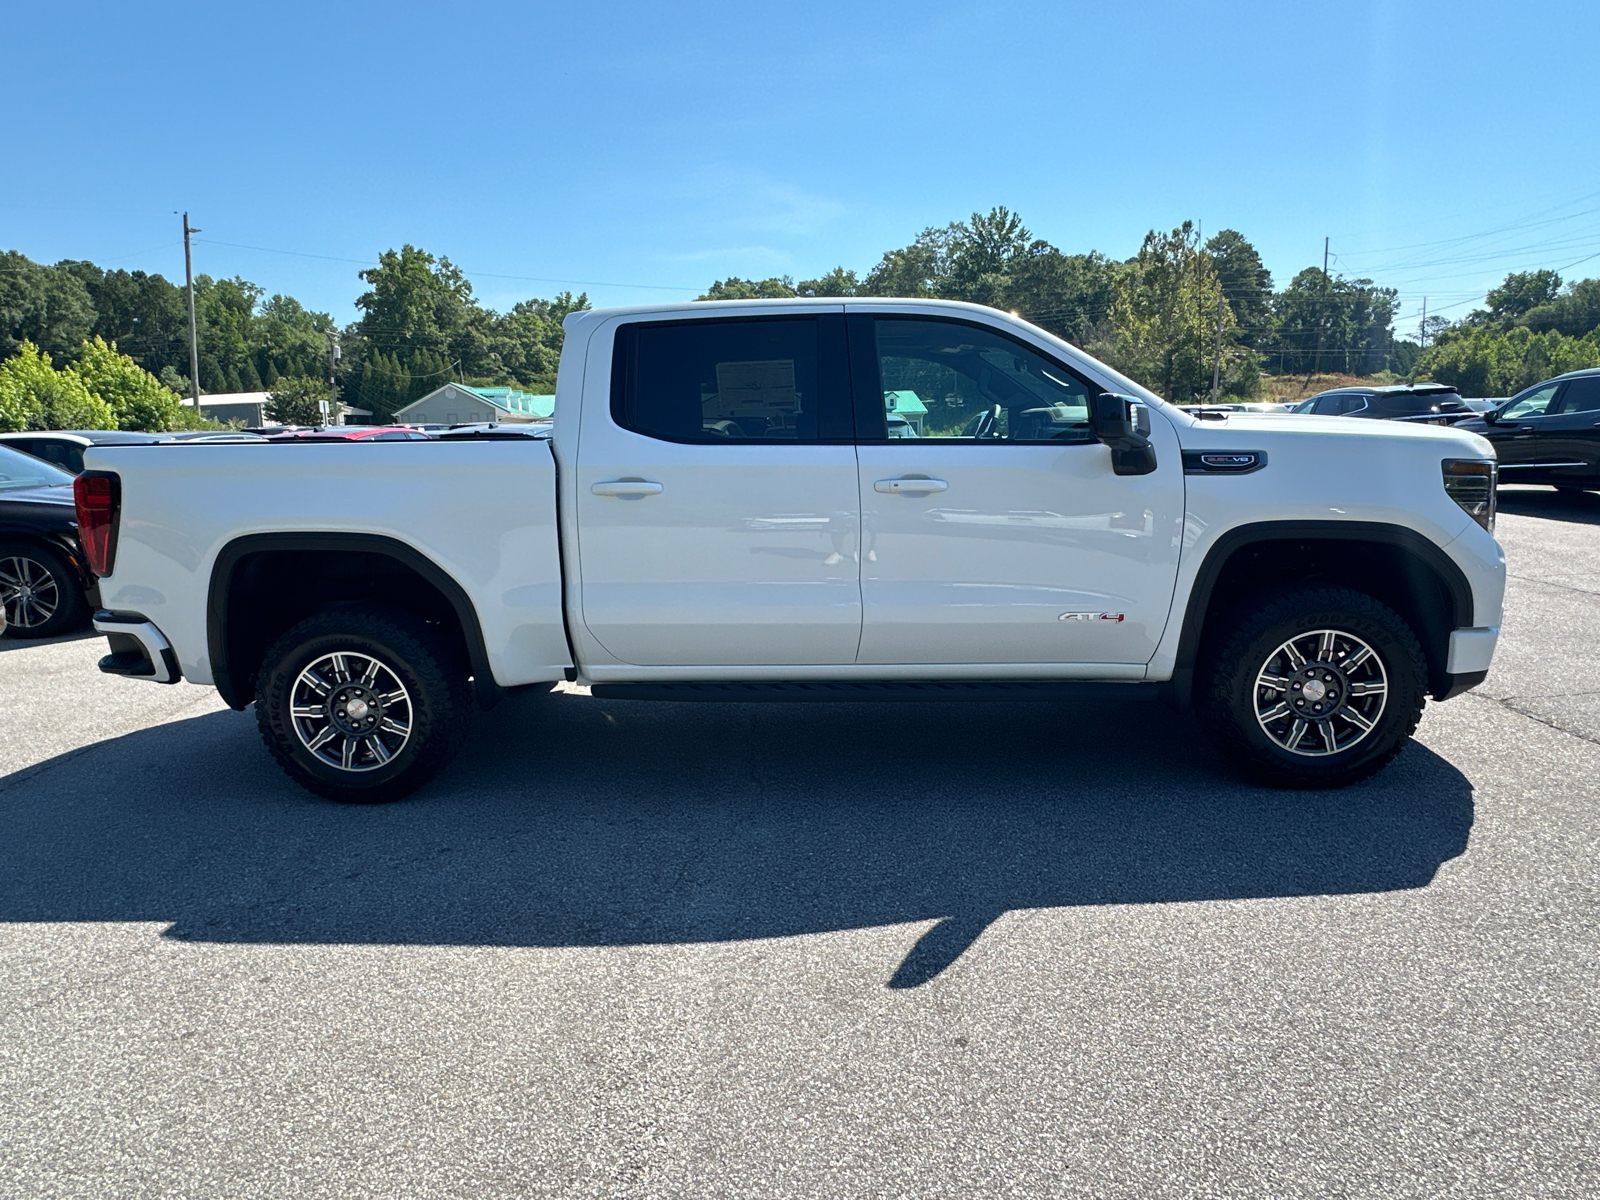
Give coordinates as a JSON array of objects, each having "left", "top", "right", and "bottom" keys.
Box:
[{"left": 74, "top": 298, "right": 1505, "bottom": 802}]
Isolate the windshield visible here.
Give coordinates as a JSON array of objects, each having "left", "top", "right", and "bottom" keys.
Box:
[{"left": 0, "top": 444, "right": 75, "bottom": 491}]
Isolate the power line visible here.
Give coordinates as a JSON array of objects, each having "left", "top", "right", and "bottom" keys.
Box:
[{"left": 192, "top": 237, "right": 699, "bottom": 293}]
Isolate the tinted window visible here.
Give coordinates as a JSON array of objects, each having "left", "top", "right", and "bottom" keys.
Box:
[
  {"left": 1311, "top": 394, "right": 1356, "bottom": 414},
  {"left": 0, "top": 445, "right": 74, "bottom": 490},
  {"left": 1555, "top": 377, "right": 1600, "bottom": 413},
  {"left": 615, "top": 318, "right": 825, "bottom": 443},
  {"left": 1373, "top": 392, "right": 1456, "bottom": 415},
  {"left": 1502, "top": 382, "right": 1560, "bottom": 420},
  {"left": 868, "top": 319, "right": 1096, "bottom": 443}
]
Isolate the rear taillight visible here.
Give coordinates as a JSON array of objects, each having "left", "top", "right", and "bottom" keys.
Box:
[
  {"left": 73, "top": 471, "right": 120, "bottom": 576},
  {"left": 1443, "top": 459, "right": 1496, "bottom": 532}
]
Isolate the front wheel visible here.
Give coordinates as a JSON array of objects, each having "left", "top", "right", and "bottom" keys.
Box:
[
  {"left": 1199, "top": 586, "right": 1428, "bottom": 788},
  {"left": 256, "top": 608, "right": 472, "bottom": 803}
]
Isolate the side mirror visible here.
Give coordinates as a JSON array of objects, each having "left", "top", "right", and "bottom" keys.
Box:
[
  {"left": 1091, "top": 393, "right": 1158, "bottom": 476},
  {"left": 1482, "top": 407, "right": 1499, "bottom": 425}
]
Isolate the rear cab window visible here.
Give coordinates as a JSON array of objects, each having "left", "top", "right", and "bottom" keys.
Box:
[{"left": 611, "top": 316, "right": 852, "bottom": 444}]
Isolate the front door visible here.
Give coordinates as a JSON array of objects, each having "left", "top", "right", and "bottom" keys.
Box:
[
  {"left": 574, "top": 312, "right": 863, "bottom": 666},
  {"left": 851, "top": 315, "right": 1184, "bottom": 666},
  {"left": 1535, "top": 375, "right": 1600, "bottom": 485},
  {"left": 1485, "top": 380, "right": 1562, "bottom": 481}
]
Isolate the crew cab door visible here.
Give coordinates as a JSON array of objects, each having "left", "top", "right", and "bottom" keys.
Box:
[
  {"left": 574, "top": 312, "right": 862, "bottom": 666},
  {"left": 849, "top": 314, "right": 1184, "bottom": 666}
]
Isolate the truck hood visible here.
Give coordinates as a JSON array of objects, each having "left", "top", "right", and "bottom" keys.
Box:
[{"left": 1174, "top": 412, "right": 1496, "bottom": 460}]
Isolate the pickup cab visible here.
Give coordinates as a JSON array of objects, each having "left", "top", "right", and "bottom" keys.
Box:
[{"left": 75, "top": 298, "right": 1506, "bottom": 802}]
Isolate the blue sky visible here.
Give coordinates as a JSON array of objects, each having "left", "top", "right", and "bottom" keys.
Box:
[{"left": 6, "top": 0, "right": 1597, "bottom": 337}]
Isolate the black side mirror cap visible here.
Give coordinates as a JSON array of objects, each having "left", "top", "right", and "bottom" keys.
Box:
[
  {"left": 1482, "top": 408, "right": 1499, "bottom": 425},
  {"left": 1091, "top": 393, "right": 1158, "bottom": 475}
]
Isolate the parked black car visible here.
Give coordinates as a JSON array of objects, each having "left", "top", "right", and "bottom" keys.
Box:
[
  {"left": 1457, "top": 368, "right": 1600, "bottom": 492},
  {"left": 0, "top": 445, "right": 95, "bottom": 637},
  {"left": 1292, "top": 383, "right": 1475, "bottom": 423}
]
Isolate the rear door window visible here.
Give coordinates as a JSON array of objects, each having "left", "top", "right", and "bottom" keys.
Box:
[
  {"left": 1554, "top": 377, "right": 1600, "bottom": 413},
  {"left": 613, "top": 317, "right": 850, "bottom": 444}
]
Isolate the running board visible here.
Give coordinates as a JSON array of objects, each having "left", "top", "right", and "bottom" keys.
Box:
[{"left": 588, "top": 680, "right": 1160, "bottom": 704}]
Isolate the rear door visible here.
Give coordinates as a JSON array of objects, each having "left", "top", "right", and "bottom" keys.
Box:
[
  {"left": 850, "top": 313, "right": 1184, "bottom": 667},
  {"left": 573, "top": 312, "right": 863, "bottom": 666},
  {"left": 1535, "top": 376, "right": 1600, "bottom": 484}
]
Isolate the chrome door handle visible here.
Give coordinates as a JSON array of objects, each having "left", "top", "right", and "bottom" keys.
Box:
[
  {"left": 874, "top": 477, "right": 948, "bottom": 494},
  {"left": 591, "top": 479, "right": 663, "bottom": 497}
]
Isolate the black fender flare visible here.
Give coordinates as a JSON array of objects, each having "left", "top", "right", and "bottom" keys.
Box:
[
  {"left": 1167, "top": 520, "right": 1475, "bottom": 709},
  {"left": 206, "top": 531, "right": 502, "bottom": 711}
]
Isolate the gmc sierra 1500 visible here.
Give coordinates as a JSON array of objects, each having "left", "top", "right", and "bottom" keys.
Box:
[{"left": 76, "top": 298, "right": 1504, "bottom": 802}]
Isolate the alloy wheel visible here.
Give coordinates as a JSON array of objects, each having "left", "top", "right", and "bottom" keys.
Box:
[
  {"left": 0, "top": 555, "right": 61, "bottom": 630},
  {"left": 1253, "top": 628, "right": 1388, "bottom": 756},
  {"left": 290, "top": 651, "right": 413, "bottom": 772}
]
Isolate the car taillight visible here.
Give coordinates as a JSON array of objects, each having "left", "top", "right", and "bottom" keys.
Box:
[
  {"left": 1443, "top": 459, "right": 1496, "bottom": 532},
  {"left": 73, "top": 471, "right": 121, "bottom": 576}
]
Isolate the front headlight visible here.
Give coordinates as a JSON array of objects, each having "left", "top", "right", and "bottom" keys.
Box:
[{"left": 1443, "top": 458, "right": 1496, "bottom": 532}]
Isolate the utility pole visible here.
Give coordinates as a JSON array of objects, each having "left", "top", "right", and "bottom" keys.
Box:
[
  {"left": 326, "top": 330, "right": 340, "bottom": 426},
  {"left": 1312, "top": 236, "right": 1330, "bottom": 378},
  {"left": 1210, "top": 291, "right": 1225, "bottom": 402},
  {"left": 182, "top": 213, "right": 201, "bottom": 406},
  {"left": 1420, "top": 297, "right": 1428, "bottom": 350}
]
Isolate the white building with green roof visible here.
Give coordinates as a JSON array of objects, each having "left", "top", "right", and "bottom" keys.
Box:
[
  {"left": 883, "top": 389, "right": 928, "bottom": 433},
  {"left": 394, "top": 383, "right": 554, "bottom": 426}
]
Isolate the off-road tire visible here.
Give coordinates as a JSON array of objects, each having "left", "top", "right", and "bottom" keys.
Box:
[
  {"left": 0, "top": 540, "right": 88, "bottom": 639},
  {"left": 1199, "top": 586, "right": 1427, "bottom": 789},
  {"left": 255, "top": 608, "right": 472, "bottom": 803}
]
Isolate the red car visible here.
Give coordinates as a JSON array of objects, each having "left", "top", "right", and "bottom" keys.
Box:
[{"left": 264, "top": 426, "right": 432, "bottom": 443}]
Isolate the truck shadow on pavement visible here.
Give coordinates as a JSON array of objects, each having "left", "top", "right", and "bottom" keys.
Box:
[{"left": 0, "top": 690, "right": 1474, "bottom": 987}]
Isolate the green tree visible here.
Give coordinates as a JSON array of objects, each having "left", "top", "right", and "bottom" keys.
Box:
[
  {"left": 1485, "top": 270, "right": 1563, "bottom": 323},
  {"left": 1107, "top": 222, "right": 1239, "bottom": 402},
  {"left": 796, "top": 268, "right": 859, "bottom": 297},
  {"left": 0, "top": 340, "right": 115, "bottom": 431},
  {"left": 0, "top": 251, "right": 97, "bottom": 363},
  {"left": 1522, "top": 278, "right": 1600, "bottom": 338},
  {"left": 1268, "top": 269, "right": 1398, "bottom": 375},
  {"left": 58, "top": 261, "right": 190, "bottom": 378},
  {"left": 265, "top": 375, "right": 331, "bottom": 426},
  {"left": 1204, "top": 230, "right": 1274, "bottom": 350},
  {"left": 998, "top": 249, "right": 1121, "bottom": 347},
  {"left": 1415, "top": 326, "right": 1600, "bottom": 396},
  {"left": 698, "top": 276, "right": 798, "bottom": 300},
  {"left": 70, "top": 336, "right": 192, "bottom": 431}
]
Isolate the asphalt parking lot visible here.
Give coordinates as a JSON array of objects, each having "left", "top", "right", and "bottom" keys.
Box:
[{"left": 2, "top": 487, "right": 1596, "bottom": 1199}]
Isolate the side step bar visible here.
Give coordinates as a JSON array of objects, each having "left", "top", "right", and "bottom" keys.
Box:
[{"left": 588, "top": 680, "right": 1160, "bottom": 704}]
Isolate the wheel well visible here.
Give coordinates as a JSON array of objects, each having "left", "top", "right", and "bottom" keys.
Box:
[
  {"left": 1176, "top": 526, "right": 1473, "bottom": 704},
  {"left": 207, "top": 534, "right": 499, "bottom": 711}
]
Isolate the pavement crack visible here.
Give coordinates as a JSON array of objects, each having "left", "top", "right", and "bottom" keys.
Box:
[
  {"left": 1467, "top": 689, "right": 1600, "bottom": 749},
  {"left": 1507, "top": 573, "right": 1600, "bottom": 601}
]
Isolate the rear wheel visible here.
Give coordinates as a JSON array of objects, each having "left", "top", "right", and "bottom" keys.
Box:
[
  {"left": 0, "top": 541, "right": 88, "bottom": 639},
  {"left": 1199, "top": 586, "right": 1427, "bottom": 788},
  {"left": 255, "top": 608, "right": 472, "bottom": 803}
]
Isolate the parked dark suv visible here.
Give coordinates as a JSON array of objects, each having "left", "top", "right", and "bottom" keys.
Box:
[
  {"left": 1457, "top": 368, "right": 1600, "bottom": 493},
  {"left": 1293, "top": 383, "right": 1476, "bottom": 424}
]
